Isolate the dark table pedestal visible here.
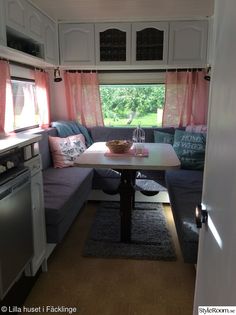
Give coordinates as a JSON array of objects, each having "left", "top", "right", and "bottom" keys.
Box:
[{"left": 118, "top": 170, "right": 136, "bottom": 243}]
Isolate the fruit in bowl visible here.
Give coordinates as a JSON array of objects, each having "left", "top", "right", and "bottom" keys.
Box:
[{"left": 106, "top": 140, "right": 133, "bottom": 154}]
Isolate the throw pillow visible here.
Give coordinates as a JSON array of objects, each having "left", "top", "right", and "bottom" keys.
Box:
[
  {"left": 49, "top": 134, "right": 86, "bottom": 168},
  {"left": 173, "top": 130, "right": 206, "bottom": 170},
  {"left": 186, "top": 124, "right": 207, "bottom": 133},
  {"left": 154, "top": 131, "right": 174, "bottom": 145}
]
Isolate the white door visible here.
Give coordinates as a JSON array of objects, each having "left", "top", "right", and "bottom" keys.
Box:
[{"left": 193, "top": 1, "right": 236, "bottom": 313}]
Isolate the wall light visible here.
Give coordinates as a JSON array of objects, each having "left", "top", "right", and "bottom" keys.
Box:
[
  {"left": 204, "top": 66, "right": 211, "bottom": 81},
  {"left": 54, "top": 67, "right": 62, "bottom": 82}
]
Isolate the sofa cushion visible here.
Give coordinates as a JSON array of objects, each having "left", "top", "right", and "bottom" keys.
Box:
[
  {"left": 49, "top": 134, "right": 86, "bottom": 168},
  {"left": 51, "top": 120, "right": 94, "bottom": 147},
  {"left": 186, "top": 125, "right": 207, "bottom": 133},
  {"left": 165, "top": 169, "right": 203, "bottom": 263},
  {"left": 173, "top": 129, "right": 206, "bottom": 170},
  {"left": 43, "top": 166, "right": 93, "bottom": 224},
  {"left": 89, "top": 126, "right": 177, "bottom": 144},
  {"left": 154, "top": 130, "right": 174, "bottom": 144}
]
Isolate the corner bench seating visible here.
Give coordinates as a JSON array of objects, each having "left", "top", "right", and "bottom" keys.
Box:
[
  {"left": 38, "top": 128, "right": 93, "bottom": 243},
  {"left": 36, "top": 126, "right": 203, "bottom": 264}
]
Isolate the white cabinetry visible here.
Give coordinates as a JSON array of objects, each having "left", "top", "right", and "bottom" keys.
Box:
[
  {"left": 168, "top": 20, "right": 208, "bottom": 66},
  {"left": 6, "top": 0, "right": 44, "bottom": 43},
  {"left": 4, "top": 0, "right": 58, "bottom": 64},
  {"left": 27, "top": 1, "right": 44, "bottom": 43},
  {"left": 0, "top": 0, "right": 6, "bottom": 45},
  {"left": 44, "top": 15, "right": 58, "bottom": 64},
  {"left": 59, "top": 23, "right": 95, "bottom": 65},
  {"left": 131, "top": 22, "right": 169, "bottom": 65},
  {"left": 24, "top": 155, "right": 47, "bottom": 277},
  {"left": 59, "top": 21, "right": 208, "bottom": 67},
  {"left": 5, "top": 0, "right": 27, "bottom": 34},
  {"left": 95, "top": 23, "right": 131, "bottom": 65}
]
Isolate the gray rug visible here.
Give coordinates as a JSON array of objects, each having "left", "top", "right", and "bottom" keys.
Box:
[{"left": 83, "top": 202, "right": 176, "bottom": 260}]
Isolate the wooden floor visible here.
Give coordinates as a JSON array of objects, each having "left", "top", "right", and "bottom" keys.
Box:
[{"left": 23, "top": 202, "right": 196, "bottom": 315}]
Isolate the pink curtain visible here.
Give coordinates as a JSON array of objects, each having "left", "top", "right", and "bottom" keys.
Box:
[
  {"left": 34, "top": 70, "right": 50, "bottom": 128},
  {"left": 0, "top": 60, "right": 14, "bottom": 133},
  {"left": 162, "top": 70, "right": 209, "bottom": 127},
  {"left": 64, "top": 72, "right": 104, "bottom": 127}
]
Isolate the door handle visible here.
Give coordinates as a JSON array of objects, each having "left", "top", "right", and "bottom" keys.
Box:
[{"left": 195, "top": 204, "right": 208, "bottom": 228}]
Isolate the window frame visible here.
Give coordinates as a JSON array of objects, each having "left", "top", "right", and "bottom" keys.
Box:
[
  {"left": 99, "top": 71, "right": 165, "bottom": 128},
  {"left": 9, "top": 63, "right": 41, "bottom": 132},
  {"left": 11, "top": 76, "right": 39, "bottom": 132}
]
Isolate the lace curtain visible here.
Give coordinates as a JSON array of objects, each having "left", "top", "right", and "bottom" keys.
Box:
[
  {"left": 34, "top": 70, "right": 51, "bottom": 128},
  {"left": 162, "top": 70, "right": 209, "bottom": 127},
  {"left": 0, "top": 60, "right": 14, "bottom": 133},
  {"left": 64, "top": 72, "right": 104, "bottom": 127}
]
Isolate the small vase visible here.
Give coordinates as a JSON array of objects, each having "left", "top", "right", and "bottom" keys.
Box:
[
  {"left": 132, "top": 125, "right": 145, "bottom": 156},
  {"left": 132, "top": 124, "right": 145, "bottom": 143}
]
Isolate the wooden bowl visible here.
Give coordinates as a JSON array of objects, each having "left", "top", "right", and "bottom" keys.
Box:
[{"left": 106, "top": 140, "right": 133, "bottom": 154}]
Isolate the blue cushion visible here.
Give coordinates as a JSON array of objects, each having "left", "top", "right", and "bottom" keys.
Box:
[
  {"left": 154, "top": 130, "right": 174, "bottom": 144},
  {"left": 173, "top": 130, "right": 206, "bottom": 170}
]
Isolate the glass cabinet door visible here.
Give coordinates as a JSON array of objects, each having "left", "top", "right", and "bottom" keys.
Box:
[
  {"left": 132, "top": 22, "right": 169, "bottom": 65},
  {"left": 100, "top": 28, "right": 126, "bottom": 62},
  {"left": 95, "top": 23, "right": 131, "bottom": 65}
]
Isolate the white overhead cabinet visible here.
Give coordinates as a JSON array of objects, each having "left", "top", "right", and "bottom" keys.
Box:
[
  {"left": 0, "top": 0, "right": 6, "bottom": 45},
  {"left": 3, "top": 0, "right": 58, "bottom": 63},
  {"left": 59, "top": 20, "right": 208, "bottom": 67},
  {"left": 168, "top": 20, "right": 208, "bottom": 65},
  {"left": 131, "top": 22, "right": 169, "bottom": 65},
  {"left": 44, "top": 16, "right": 58, "bottom": 64},
  {"left": 5, "top": 0, "right": 44, "bottom": 58},
  {"left": 95, "top": 23, "right": 131, "bottom": 65},
  {"left": 5, "top": 0, "right": 28, "bottom": 35},
  {"left": 59, "top": 23, "right": 95, "bottom": 65},
  {"left": 2, "top": 2, "right": 209, "bottom": 68},
  {"left": 27, "top": 1, "right": 44, "bottom": 43}
]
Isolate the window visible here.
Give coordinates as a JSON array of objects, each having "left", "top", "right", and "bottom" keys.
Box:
[
  {"left": 11, "top": 79, "right": 39, "bottom": 130},
  {"left": 99, "top": 84, "right": 165, "bottom": 127}
]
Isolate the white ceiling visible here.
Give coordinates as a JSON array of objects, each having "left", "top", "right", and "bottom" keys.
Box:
[{"left": 29, "top": 0, "right": 214, "bottom": 22}]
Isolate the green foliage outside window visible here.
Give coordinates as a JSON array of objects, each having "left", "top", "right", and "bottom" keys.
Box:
[{"left": 99, "top": 84, "right": 165, "bottom": 127}]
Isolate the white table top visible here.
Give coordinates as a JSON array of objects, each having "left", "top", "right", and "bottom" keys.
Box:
[{"left": 75, "top": 142, "right": 180, "bottom": 171}]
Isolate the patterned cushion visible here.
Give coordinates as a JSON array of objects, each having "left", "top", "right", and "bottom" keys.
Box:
[
  {"left": 186, "top": 125, "right": 207, "bottom": 133},
  {"left": 49, "top": 134, "right": 86, "bottom": 168},
  {"left": 154, "top": 130, "right": 174, "bottom": 144},
  {"left": 173, "top": 130, "right": 206, "bottom": 170}
]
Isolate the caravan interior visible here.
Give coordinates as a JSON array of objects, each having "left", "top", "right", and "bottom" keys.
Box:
[{"left": 0, "top": 0, "right": 236, "bottom": 314}]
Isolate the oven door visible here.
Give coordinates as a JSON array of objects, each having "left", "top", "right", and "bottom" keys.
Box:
[{"left": 0, "top": 169, "right": 33, "bottom": 300}]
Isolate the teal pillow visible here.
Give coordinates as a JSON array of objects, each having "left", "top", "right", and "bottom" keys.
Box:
[
  {"left": 154, "top": 131, "right": 174, "bottom": 145},
  {"left": 173, "top": 130, "right": 206, "bottom": 170}
]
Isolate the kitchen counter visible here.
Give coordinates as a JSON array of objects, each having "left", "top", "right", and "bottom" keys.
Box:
[{"left": 0, "top": 133, "right": 41, "bottom": 154}]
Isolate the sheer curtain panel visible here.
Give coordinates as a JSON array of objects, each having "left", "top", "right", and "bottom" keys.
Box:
[
  {"left": 162, "top": 70, "right": 209, "bottom": 127},
  {"left": 0, "top": 60, "right": 14, "bottom": 133},
  {"left": 64, "top": 72, "right": 104, "bottom": 127},
  {"left": 34, "top": 70, "right": 50, "bottom": 128}
]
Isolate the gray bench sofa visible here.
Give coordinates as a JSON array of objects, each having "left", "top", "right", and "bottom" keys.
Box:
[
  {"left": 37, "top": 126, "right": 203, "bottom": 264},
  {"left": 37, "top": 128, "right": 93, "bottom": 243},
  {"left": 165, "top": 170, "right": 203, "bottom": 263}
]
